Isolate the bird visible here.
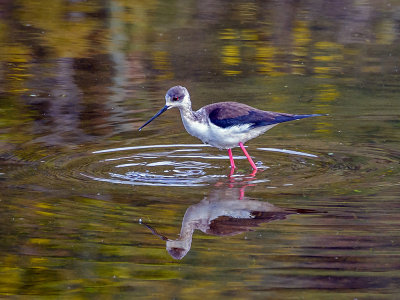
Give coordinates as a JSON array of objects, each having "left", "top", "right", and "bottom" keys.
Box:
[{"left": 139, "top": 85, "right": 324, "bottom": 171}]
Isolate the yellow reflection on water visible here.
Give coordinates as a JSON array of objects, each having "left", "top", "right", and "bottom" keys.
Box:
[
  {"left": 221, "top": 45, "right": 241, "bottom": 66},
  {"left": 16, "top": 0, "right": 104, "bottom": 58},
  {"left": 312, "top": 42, "right": 344, "bottom": 79},
  {"left": 221, "top": 44, "right": 242, "bottom": 75},
  {"left": 255, "top": 45, "right": 283, "bottom": 76},
  {"left": 317, "top": 84, "right": 340, "bottom": 103},
  {"left": 293, "top": 20, "right": 311, "bottom": 55},
  {"left": 313, "top": 83, "right": 338, "bottom": 134},
  {"left": 376, "top": 19, "right": 396, "bottom": 45},
  {"left": 220, "top": 28, "right": 266, "bottom": 76},
  {"left": 152, "top": 50, "right": 174, "bottom": 80},
  {"left": 292, "top": 20, "right": 311, "bottom": 75},
  {"left": 0, "top": 19, "right": 32, "bottom": 93},
  {"left": 219, "top": 28, "right": 239, "bottom": 40},
  {"left": 241, "top": 29, "right": 259, "bottom": 41}
]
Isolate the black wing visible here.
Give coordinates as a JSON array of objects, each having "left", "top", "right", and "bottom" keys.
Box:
[{"left": 206, "top": 102, "right": 319, "bottom": 129}]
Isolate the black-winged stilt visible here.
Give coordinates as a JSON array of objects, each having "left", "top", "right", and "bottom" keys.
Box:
[{"left": 139, "top": 86, "right": 324, "bottom": 170}]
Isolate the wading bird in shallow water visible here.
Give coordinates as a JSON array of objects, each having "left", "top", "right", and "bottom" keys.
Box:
[{"left": 139, "top": 86, "right": 324, "bottom": 171}]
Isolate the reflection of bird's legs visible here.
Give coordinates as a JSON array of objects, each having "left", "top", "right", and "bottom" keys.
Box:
[
  {"left": 239, "top": 187, "right": 245, "bottom": 200},
  {"left": 220, "top": 155, "right": 259, "bottom": 199},
  {"left": 237, "top": 165, "right": 259, "bottom": 199}
]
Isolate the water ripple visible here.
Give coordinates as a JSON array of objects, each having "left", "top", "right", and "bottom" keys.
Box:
[
  {"left": 78, "top": 144, "right": 323, "bottom": 187},
  {"left": 7, "top": 143, "right": 399, "bottom": 190}
]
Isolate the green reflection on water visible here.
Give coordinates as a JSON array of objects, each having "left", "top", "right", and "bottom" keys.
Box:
[{"left": 0, "top": 0, "right": 400, "bottom": 298}]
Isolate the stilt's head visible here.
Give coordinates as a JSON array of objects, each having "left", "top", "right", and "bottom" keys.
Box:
[
  {"left": 165, "top": 85, "right": 190, "bottom": 109},
  {"left": 138, "top": 85, "right": 190, "bottom": 131}
]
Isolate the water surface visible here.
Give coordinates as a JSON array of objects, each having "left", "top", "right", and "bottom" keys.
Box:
[{"left": 1, "top": 0, "right": 400, "bottom": 298}]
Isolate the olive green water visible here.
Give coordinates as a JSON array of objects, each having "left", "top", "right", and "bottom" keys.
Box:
[{"left": 1, "top": 0, "right": 400, "bottom": 298}]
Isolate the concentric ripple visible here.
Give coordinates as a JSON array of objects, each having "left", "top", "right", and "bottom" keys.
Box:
[
  {"left": 7, "top": 143, "right": 399, "bottom": 191},
  {"left": 78, "top": 144, "right": 324, "bottom": 187},
  {"left": 83, "top": 144, "right": 228, "bottom": 186}
]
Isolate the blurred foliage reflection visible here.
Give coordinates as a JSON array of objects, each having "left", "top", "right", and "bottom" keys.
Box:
[{"left": 1, "top": 0, "right": 400, "bottom": 298}]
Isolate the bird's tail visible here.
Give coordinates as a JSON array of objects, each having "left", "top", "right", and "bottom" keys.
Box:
[
  {"left": 293, "top": 113, "right": 328, "bottom": 120},
  {"left": 251, "top": 112, "right": 328, "bottom": 128}
]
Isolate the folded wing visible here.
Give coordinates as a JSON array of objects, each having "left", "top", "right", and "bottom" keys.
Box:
[{"left": 205, "top": 102, "right": 321, "bottom": 129}]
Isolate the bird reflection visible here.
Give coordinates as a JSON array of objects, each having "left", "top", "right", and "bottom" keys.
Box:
[{"left": 141, "top": 176, "right": 315, "bottom": 260}]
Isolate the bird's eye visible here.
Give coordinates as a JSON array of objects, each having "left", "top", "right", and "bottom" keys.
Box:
[{"left": 172, "top": 96, "right": 179, "bottom": 101}]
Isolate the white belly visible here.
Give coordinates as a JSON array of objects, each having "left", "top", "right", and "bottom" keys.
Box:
[{"left": 182, "top": 117, "right": 276, "bottom": 149}]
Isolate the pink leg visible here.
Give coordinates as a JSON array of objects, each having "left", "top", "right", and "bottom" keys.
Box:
[
  {"left": 239, "top": 142, "right": 257, "bottom": 170},
  {"left": 250, "top": 169, "right": 258, "bottom": 176},
  {"left": 227, "top": 148, "right": 236, "bottom": 169}
]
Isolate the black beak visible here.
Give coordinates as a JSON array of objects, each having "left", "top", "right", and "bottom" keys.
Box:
[{"left": 138, "top": 105, "right": 169, "bottom": 131}]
